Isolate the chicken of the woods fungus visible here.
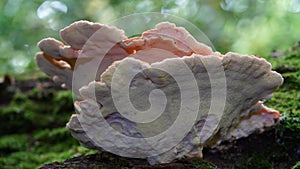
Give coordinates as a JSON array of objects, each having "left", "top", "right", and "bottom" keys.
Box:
[{"left": 35, "top": 21, "right": 283, "bottom": 164}]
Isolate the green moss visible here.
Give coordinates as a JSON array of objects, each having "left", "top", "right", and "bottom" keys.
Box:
[
  {"left": 0, "top": 152, "right": 39, "bottom": 169},
  {"left": 234, "top": 155, "right": 272, "bottom": 169},
  {"left": 264, "top": 48, "right": 300, "bottom": 133},
  {"left": 266, "top": 89, "right": 300, "bottom": 132},
  {"left": 0, "top": 78, "right": 89, "bottom": 168},
  {"left": 0, "top": 139, "right": 96, "bottom": 169},
  {"left": 0, "top": 134, "right": 28, "bottom": 155},
  {"left": 0, "top": 86, "right": 73, "bottom": 134}
]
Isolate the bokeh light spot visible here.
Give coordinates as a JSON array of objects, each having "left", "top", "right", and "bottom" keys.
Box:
[{"left": 37, "top": 1, "right": 67, "bottom": 19}]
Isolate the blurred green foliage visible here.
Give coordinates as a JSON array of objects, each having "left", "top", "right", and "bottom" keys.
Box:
[{"left": 1, "top": 0, "right": 300, "bottom": 75}]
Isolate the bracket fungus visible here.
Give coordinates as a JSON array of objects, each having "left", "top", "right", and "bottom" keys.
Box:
[{"left": 35, "top": 21, "right": 283, "bottom": 164}]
